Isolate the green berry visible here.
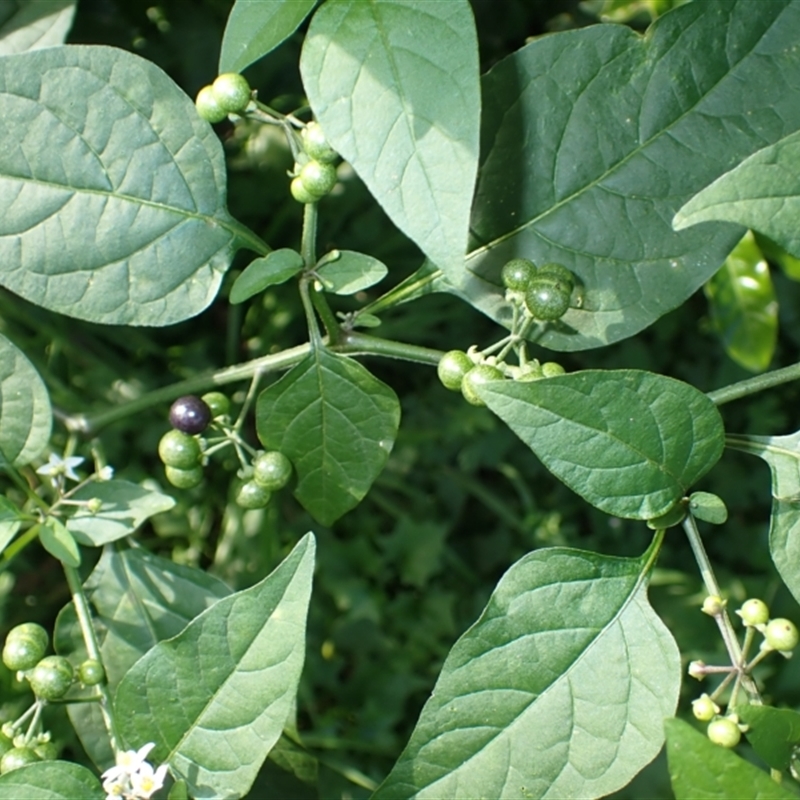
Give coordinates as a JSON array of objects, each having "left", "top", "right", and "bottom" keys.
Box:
[
  {"left": 158, "top": 430, "right": 201, "bottom": 470},
  {"left": 195, "top": 85, "right": 227, "bottom": 124},
  {"left": 3, "top": 623, "right": 49, "bottom": 672},
  {"left": 252, "top": 452, "right": 292, "bottom": 491},
  {"left": 165, "top": 465, "right": 204, "bottom": 490},
  {"left": 302, "top": 122, "right": 338, "bottom": 164},
  {"left": 692, "top": 694, "right": 719, "bottom": 722},
  {"left": 707, "top": 717, "right": 741, "bottom": 748},
  {"left": 33, "top": 741, "right": 58, "bottom": 761},
  {"left": 77, "top": 659, "right": 105, "bottom": 686},
  {"left": 501, "top": 259, "right": 537, "bottom": 292},
  {"left": 0, "top": 746, "right": 40, "bottom": 773},
  {"left": 211, "top": 73, "right": 252, "bottom": 114},
  {"left": 517, "top": 362, "right": 544, "bottom": 382},
  {"left": 737, "top": 598, "right": 769, "bottom": 627},
  {"left": 299, "top": 160, "right": 337, "bottom": 198},
  {"left": 537, "top": 262, "right": 575, "bottom": 289},
  {"left": 437, "top": 350, "right": 473, "bottom": 392},
  {"left": 201, "top": 392, "right": 230, "bottom": 420},
  {"left": 525, "top": 275, "right": 571, "bottom": 321},
  {"left": 29, "top": 655, "right": 74, "bottom": 701},
  {"left": 764, "top": 618, "right": 799, "bottom": 652},
  {"left": 541, "top": 362, "right": 566, "bottom": 378},
  {"left": 291, "top": 176, "right": 318, "bottom": 204},
  {"left": 236, "top": 481, "right": 272, "bottom": 510},
  {"left": 701, "top": 595, "right": 726, "bottom": 616},
  {"left": 461, "top": 365, "right": 504, "bottom": 407}
]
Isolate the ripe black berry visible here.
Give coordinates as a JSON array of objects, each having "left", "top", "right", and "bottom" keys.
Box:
[{"left": 169, "top": 396, "right": 211, "bottom": 434}]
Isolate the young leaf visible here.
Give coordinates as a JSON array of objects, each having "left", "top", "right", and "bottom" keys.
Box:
[
  {"left": 441, "top": 0, "right": 800, "bottom": 351},
  {"left": 704, "top": 231, "right": 777, "bottom": 373},
  {"left": 66, "top": 480, "right": 176, "bottom": 546},
  {"left": 219, "top": 0, "right": 317, "bottom": 74},
  {"left": 0, "top": 495, "right": 21, "bottom": 556},
  {"left": 300, "top": 0, "right": 480, "bottom": 282},
  {"left": 256, "top": 350, "right": 400, "bottom": 525},
  {"left": 316, "top": 251, "right": 388, "bottom": 295},
  {"left": 665, "top": 717, "right": 797, "bottom": 800},
  {"left": 39, "top": 517, "right": 80, "bottom": 567},
  {"left": 114, "top": 533, "right": 316, "bottom": 800},
  {"left": 478, "top": 370, "right": 725, "bottom": 520},
  {"left": 727, "top": 431, "right": 800, "bottom": 606},
  {"left": 54, "top": 547, "right": 231, "bottom": 769},
  {"left": 738, "top": 705, "right": 800, "bottom": 772},
  {"left": 675, "top": 129, "right": 800, "bottom": 259},
  {"left": 0, "top": 333, "right": 51, "bottom": 467},
  {"left": 375, "top": 541, "right": 680, "bottom": 800},
  {"left": 230, "top": 249, "right": 304, "bottom": 304},
  {"left": 0, "top": 761, "right": 103, "bottom": 799},
  {"left": 0, "top": 0, "right": 75, "bottom": 55},
  {"left": 0, "top": 45, "right": 267, "bottom": 326}
]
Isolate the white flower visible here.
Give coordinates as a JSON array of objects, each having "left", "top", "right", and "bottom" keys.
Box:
[
  {"left": 101, "top": 742, "right": 156, "bottom": 783},
  {"left": 36, "top": 454, "right": 84, "bottom": 483},
  {"left": 102, "top": 773, "right": 127, "bottom": 799},
  {"left": 130, "top": 761, "right": 169, "bottom": 799}
]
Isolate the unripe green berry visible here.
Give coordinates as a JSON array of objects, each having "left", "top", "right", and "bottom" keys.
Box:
[
  {"left": 461, "top": 365, "right": 504, "bottom": 407},
  {"left": 78, "top": 658, "right": 105, "bottom": 686},
  {"left": 537, "top": 262, "right": 575, "bottom": 290},
  {"left": 164, "top": 465, "right": 204, "bottom": 490},
  {"left": 201, "top": 392, "right": 230, "bottom": 420},
  {"left": 33, "top": 741, "right": 58, "bottom": 761},
  {"left": 291, "top": 176, "right": 318, "bottom": 204},
  {"left": 158, "top": 430, "right": 201, "bottom": 470},
  {"left": 302, "top": 122, "right": 338, "bottom": 164},
  {"left": 701, "top": 595, "right": 726, "bottom": 616},
  {"left": 0, "top": 746, "right": 40, "bottom": 773},
  {"left": 437, "top": 350, "right": 473, "bottom": 392},
  {"left": 707, "top": 717, "right": 741, "bottom": 748},
  {"left": 541, "top": 362, "right": 566, "bottom": 378},
  {"left": 501, "top": 259, "right": 537, "bottom": 292},
  {"left": 236, "top": 481, "right": 271, "bottom": 510},
  {"left": 692, "top": 694, "right": 719, "bottom": 722},
  {"left": 763, "top": 618, "right": 799, "bottom": 652},
  {"left": 195, "top": 85, "right": 227, "bottom": 124},
  {"left": 29, "top": 655, "right": 74, "bottom": 700},
  {"left": 736, "top": 598, "right": 769, "bottom": 627},
  {"left": 525, "top": 275, "right": 571, "bottom": 321},
  {"left": 211, "top": 73, "right": 252, "bottom": 114},
  {"left": 299, "top": 160, "right": 337, "bottom": 198},
  {"left": 3, "top": 623, "right": 49, "bottom": 672},
  {"left": 252, "top": 452, "right": 292, "bottom": 491}
]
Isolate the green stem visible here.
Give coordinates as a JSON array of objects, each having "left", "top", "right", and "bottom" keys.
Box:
[
  {"left": 311, "top": 287, "right": 343, "bottom": 345},
  {"left": 63, "top": 564, "right": 120, "bottom": 756},
  {"left": 359, "top": 266, "right": 441, "bottom": 317},
  {"left": 300, "top": 202, "right": 318, "bottom": 269},
  {"left": 339, "top": 332, "right": 443, "bottom": 366},
  {"left": 299, "top": 279, "right": 322, "bottom": 349},
  {"left": 707, "top": 360, "right": 800, "bottom": 406},
  {"left": 1, "top": 524, "right": 41, "bottom": 566}
]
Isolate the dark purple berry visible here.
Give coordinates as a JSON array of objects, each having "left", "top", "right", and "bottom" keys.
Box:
[{"left": 169, "top": 396, "right": 211, "bottom": 434}]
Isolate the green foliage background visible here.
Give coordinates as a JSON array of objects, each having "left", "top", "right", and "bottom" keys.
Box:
[{"left": 1, "top": 0, "right": 799, "bottom": 797}]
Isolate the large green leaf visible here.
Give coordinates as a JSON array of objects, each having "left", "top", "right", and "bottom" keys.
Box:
[
  {"left": 704, "top": 231, "right": 777, "bottom": 373},
  {"left": 256, "top": 350, "right": 400, "bottom": 525},
  {"left": 0, "top": 45, "right": 266, "bottom": 325},
  {"left": 54, "top": 546, "right": 231, "bottom": 769},
  {"left": 375, "top": 541, "right": 680, "bottom": 799},
  {"left": 219, "top": 0, "right": 317, "bottom": 74},
  {"left": 0, "top": 333, "right": 50, "bottom": 466},
  {"left": 114, "top": 533, "right": 315, "bottom": 800},
  {"left": 478, "top": 370, "right": 725, "bottom": 520},
  {"left": 675, "top": 129, "right": 800, "bottom": 259},
  {"left": 300, "top": 0, "right": 480, "bottom": 281},
  {"left": 0, "top": 762, "right": 103, "bottom": 799},
  {"left": 0, "top": 0, "right": 75, "bottom": 55},
  {"left": 665, "top": 718, "right": 797, "bottom": 800},
  {"left": 739, "top": 705, "right": 800, "bottom": 773},
  {"left": 727, "top": 431, "right": 800, "bottom": 605},
  {"left": 435, "top": 0, "right": 800, "bottom": 351}
]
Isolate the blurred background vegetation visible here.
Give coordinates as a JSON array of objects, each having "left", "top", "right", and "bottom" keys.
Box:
[{"left": 1, "top": 0, "right": 799, "bottom": 797}]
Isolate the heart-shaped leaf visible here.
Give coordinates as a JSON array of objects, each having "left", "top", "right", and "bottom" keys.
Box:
[
  {"left": 0, "top": 0, "right": 76, "bottom": 55},
  {"left": 300, "top": 0, "right": 480, "bottom": 281},
  {"left": 478, "top": 370, "right": 725, "bottom": 520},
  {"left": 0, "top": 761, "right": 103, "bottom": 799},
  {"left": 375, "top": 541, "right": 680, "bottom": 800},
  {"left": 0, "top": 45, "right": 267, "bottom": 325}
]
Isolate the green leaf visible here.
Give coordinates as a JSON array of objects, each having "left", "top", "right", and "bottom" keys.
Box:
[
  {"left": 54, "top": 546, "right": 230, "bottom": 769},
  {"left": 0, "top": 496, "right": 23, "bottom": 555},
  {"left": 114, "top": 533, "right": 315, "bottom": 800},
  {"left": 316, "top": 251, "right": 388, "bottom": 295},
  {"left": 675, "top": 129, "right": 800, "bottom": 259},
  {"left": 0, "top": 333, "right": 51, "bottom": 467},
  {"left": 65, "top": 480, "right": 176, "bottom": 546},
  {"left": 374, "top": 541, "right": 680, "bottom": 800},
  {"left": 478, "top": 370, "right": 725, "bottom": 520},
  {"left": 39, "top": 517, "right": 79, "bottom": 567},
  {"left": 300, "top": 0, "right": 480, "bottom": 281},
  {"left": 0, "top": 0, "right": 75, "bottom": 55},
  {"left": 219, "top": 0, "right": 317, "bottom": 74},
  {"left": 0, "top": 45, "right": 267, "bottom": 326},
  {"left": 689, "top": 492, "right": 728, "bottom": 525},
  {"left": 0, "top": 761, "right": 103, "bottom": 799},
  {"left": 443, "top": 0, "right": 800, "bottom": 351},
  {"left": 739, "top": 705, "right": 800, "bottom": 772},
  {"left": 704, "top": 231, "right": 777, "bottom": 373},
  {"left": 256, "top": 350, "right": 400, "bottom": 525},
  {"left": 665, "top": 717, "right": 797, "bottom": 800},
  {"left": 727, "top": 431, "right": 800, "bottom": 605},
  {"left": 230, "top": 249, "right": 304, "bottom": 304}
]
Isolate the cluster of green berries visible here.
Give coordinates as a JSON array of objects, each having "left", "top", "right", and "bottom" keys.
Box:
[
  {"left": 501, "top": 258, "right": 575, "bottom": 322},
  {"left": 290, "top": 122, "right": 339, "bottom": 204},
  {"left": 1, "top": 623, "right": 103, "bottom": 772},
  {"left": 195, "top": 73, "right": 253, "bottom": 123}
]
